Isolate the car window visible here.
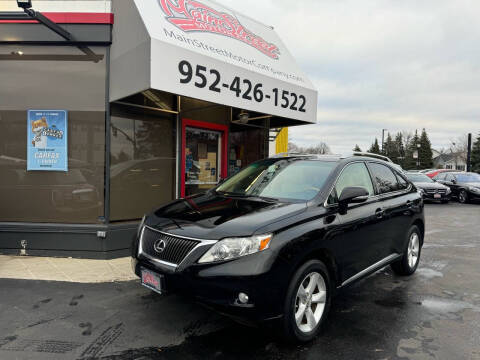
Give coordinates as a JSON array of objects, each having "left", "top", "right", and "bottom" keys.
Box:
[
  {"left": 433, "top": 173, "right": 445, "bottom": 181},
  {"left": 445, "top": 173, "right": 455, "bottom": 182},
  {"left": 217, "top": 159, "right": 337, "bottom": 201},
  {"left": 396, "top": 172, "right": 410, "bottom": 189},
  {"left": 334, "top": 162, "right": 374, "bottom": 199},
  {"left": 456, "top": 173, "right": 480, "bottom": 182},
  {"left": 368, "top": 163, "right": 400, "bottom": 194}
]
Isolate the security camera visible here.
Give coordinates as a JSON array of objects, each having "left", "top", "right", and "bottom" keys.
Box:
[{"left": 17, "top": 0, "right": 32, "bottom": 9}]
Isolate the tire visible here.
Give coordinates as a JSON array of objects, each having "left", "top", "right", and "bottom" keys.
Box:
[
  {"left": 458, "top": 189, "right": 469, "bottom": 204},
  {"left": 391, "top": 225, "right": 422, "bottom": 276},
  {"left": 282, "top": 260, "right": 331, "bottom": 343}
]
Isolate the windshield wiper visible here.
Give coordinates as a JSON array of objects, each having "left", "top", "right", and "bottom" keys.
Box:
[{"left": 216, "top": 191, "right": 278, "bottom": 202}]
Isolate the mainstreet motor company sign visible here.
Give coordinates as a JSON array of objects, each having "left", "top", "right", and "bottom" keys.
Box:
[{"left": 159, "top": 0, "right": 281, "bottom": 59}]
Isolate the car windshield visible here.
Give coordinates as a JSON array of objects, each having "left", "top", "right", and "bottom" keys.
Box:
[
  {"left": 406, "top": 173, "right": 434, "bottom": 183},
  {"left": 456, "top": 173, "right": 480, "bottom": 182},
  {"left": 216, "top": 159, "right": 337, "bottom": 201}
]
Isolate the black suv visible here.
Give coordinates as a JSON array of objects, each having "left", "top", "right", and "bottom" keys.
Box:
[{"left": 131, "top": 154, "right": 424, "bottom": 342}]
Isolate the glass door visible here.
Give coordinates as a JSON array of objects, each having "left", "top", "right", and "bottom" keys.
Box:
[{"left": 181, "top": 119, "right": 228, "bottom": 197}]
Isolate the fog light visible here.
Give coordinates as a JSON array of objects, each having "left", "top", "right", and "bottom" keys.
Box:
[{"left": 238, "top": 292, "right": 249, "bottom": 304}]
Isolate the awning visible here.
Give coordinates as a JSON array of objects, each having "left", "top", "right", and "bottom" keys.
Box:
[{"left": 110, "top": 0, "right": 317, "bottom": 124}]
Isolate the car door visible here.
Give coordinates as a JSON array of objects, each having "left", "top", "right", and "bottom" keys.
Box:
[
  {"left": 443, "top": 173, "right": 459, "bottom": 197},
  {"left": 325, "top": 161, "right": 386, "bottom": 283},
  {"left": 365, "top": 162, "right": 411, "bottom": 262}
]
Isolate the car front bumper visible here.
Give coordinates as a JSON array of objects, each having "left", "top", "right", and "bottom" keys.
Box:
[
  {"left": 421, "top": 192, "right": 451, "bottom": 201},
  {"left": 131, "top": 254, "right": 285, "bottom": 324}
]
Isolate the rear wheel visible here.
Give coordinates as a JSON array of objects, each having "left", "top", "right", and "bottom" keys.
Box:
[
  {"left": 282, "top": 260, "right": 331, "bottom": 343},
  {"left": 458, "top": 189, "right": 469, "bottom": 204},
  {"left": 391, "top": 225, "right": 422, "bottom": 276}
]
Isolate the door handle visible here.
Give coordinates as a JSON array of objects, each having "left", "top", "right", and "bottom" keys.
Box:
[{"left": 375, "top": 208, "right": 384, "bottom": 219}]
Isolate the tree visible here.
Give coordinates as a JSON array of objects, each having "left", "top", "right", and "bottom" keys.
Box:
[
  {"left": 368, "top": 138, "right": 381, "bottom": 154},
  {"left": 288, "top": 142, "right": 300, "bottom": 153},
  {"left": 394, "top": 132, "right": 406, "bottom": 167},
  {"left": 471, "top": 133, "right": 480, "bottom": 173},
  {"left": 304, "top": 142, "right": 331, "bottom": 155},
  {"left": 404, "top": 130, "right": 420, "bottom": 170},
  {"left": 353, "top": 144, "right": 362, "bottom": 152},
  {"left": 449, "top": 134, "right": 468, "bottom": 164},
  {"left": 287, "top": 142, "right": 331, "bottom": 155},
  {"left": 418, "top": 128, "right": 433, "bottom": 168},
  {"left": 384, "top": 133, "right": 398, "bottom": 160}
]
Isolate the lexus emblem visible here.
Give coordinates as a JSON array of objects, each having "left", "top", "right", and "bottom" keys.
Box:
[{"left": 154, "top": 239, "right": 167, "bottom": 253}]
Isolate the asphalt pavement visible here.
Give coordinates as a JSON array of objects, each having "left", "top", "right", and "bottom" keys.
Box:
[{"left": 0, "top": 202, "right": 479, "bottom": 360}]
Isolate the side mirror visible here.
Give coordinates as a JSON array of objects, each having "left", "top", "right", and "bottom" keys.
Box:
[
  {"left": 451, "top": 179, "right": 457, "bottom": 184},
  {"left": 338, "top": 187, "right": 369, "bottom": 214}
]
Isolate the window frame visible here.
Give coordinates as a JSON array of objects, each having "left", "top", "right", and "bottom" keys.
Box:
[
  {"left": 366, "top": 161, "right": 412, "bottom": 196},
  {"left": 324, "top": 160, "right": 376, "bottom": 207}
]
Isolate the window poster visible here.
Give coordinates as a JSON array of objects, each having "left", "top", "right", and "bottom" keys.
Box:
[{"left": 27, "top": 110, "right": 68, "bottom": 171}]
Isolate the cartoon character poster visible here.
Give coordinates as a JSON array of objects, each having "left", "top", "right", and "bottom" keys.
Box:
[{"left": 27, "top": 110, "right": 68, "bottom": 171}]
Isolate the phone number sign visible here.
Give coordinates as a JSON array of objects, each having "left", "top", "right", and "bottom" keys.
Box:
[{"left": 27, "top": 110, "right": 68, "bottom": 172}]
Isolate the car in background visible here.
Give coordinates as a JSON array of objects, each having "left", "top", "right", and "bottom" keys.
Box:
[
  {"left": 424, "top": 169, "right": 456, "bottom": 179},
  {"left": 405, "top": 172, "right": 451, "bottom": 203},
  {"left": 434, "top": 172, "right": 480, "bottom": 203}
]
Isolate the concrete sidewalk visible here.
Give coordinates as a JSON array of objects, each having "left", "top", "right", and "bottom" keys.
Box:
[{"left": 0, "top": 255, "right": 137, "bottom": 283}]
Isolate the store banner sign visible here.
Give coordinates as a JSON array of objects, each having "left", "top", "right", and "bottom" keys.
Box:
[
  {"left": 27, "top": 110, "right": 68, "bottom": 171},
  {"left": 132, "top": 0, "right": 318, "bottom": 124}
]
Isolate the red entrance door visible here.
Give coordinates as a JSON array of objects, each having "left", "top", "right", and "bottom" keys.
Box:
[{"left": 181, "top": 119, "right": 228, "bottom": 197}]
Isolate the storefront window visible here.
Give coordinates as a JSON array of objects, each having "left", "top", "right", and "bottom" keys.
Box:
[
  {"left": 0, "top": 45, "right": 106, "bottom": 223},
  {"left": 110, "top": 105, "right": 176, "bottom": 221},
  {"left": 229, "top": 127, "right": 268, "bottom": 176},
  {"left": 185, "top": 127, "right": 221, "bottom": 196}
]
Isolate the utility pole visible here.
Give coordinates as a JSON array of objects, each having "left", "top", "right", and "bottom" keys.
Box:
[
  {"left": 381, "top": 129, "right": 387, "bottom": 154},
  {"left": 467, "top": 133, "right": 472, "bottom": 172}
]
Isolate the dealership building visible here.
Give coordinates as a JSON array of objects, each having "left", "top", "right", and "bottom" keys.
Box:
[{"left": 0, "top": 0, "right": 317, "bottom": 257}]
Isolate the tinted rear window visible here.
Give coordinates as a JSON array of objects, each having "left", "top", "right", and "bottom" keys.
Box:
[{"left": 368, "top": 163, "right": 400, "bottom": 194}]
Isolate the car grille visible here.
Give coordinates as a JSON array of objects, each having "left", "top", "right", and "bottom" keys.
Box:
[
  {"left": 140, "top": 227, "right": 200, "bottom": 265},
  {"left": 425, "top": 188, "right": 447, "bottom": 194}
]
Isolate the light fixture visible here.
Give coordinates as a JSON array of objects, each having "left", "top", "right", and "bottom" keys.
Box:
[
  {"left": 16, "top": 0, "right": 32, "bottom": 9},
  {"left": 11, "top": 51, "right": 24, "bottom": 56},
  {"left": 232, "top": 110, "right": 250, "bottom": 124}
]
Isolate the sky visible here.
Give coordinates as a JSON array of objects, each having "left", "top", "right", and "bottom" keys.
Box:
[{"left": 222, "top": 0, "right": 480, "bottom": 154}]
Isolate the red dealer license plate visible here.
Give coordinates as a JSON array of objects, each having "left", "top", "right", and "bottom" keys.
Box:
[{"left": 141, "top": 268, "right": 164, "bottom": 294}]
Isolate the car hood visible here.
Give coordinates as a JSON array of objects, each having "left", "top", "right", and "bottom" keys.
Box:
[
  {"left": 463, "top": 182, "right": 480, "bottom": 188},
  {"left": 144, "top": 192, "right": 307, "bottom": 240},
  {"left": 414, "top": 182, "right": 448, "bottom": 189}
]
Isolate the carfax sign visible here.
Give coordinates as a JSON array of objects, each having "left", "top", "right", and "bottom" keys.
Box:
[{"left": 27, "top": 110, "right": 68, "bottom": 171}]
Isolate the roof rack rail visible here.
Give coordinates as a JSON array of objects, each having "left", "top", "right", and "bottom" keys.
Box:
[
  {"left": 352, "top": 151, "right": 393, "bottom": 163},
  {"left": 270, "top": 152, "right": 342, "bottom": 158}
]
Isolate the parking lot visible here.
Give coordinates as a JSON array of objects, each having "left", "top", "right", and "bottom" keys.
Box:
[{"left": 0, "top": 202, "right": 479, "bottom": 360}]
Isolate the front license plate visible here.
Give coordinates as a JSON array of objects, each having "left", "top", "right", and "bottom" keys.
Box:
[
  {"left": 434, "top": 194, "right": 441, "bottom": 199},
  {"left": 141, "top": 268, "right": 164, "bottom": 294}
]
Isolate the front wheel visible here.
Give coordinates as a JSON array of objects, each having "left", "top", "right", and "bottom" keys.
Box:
[
  {"left": 391, "top": 225, "right": 422, "bottom": 276},
  {"left": 458, "top": 189, "right": 469, "bottom": 204},
  {"left": 282, "top": 260, "right": 331, "bottom": 343}
]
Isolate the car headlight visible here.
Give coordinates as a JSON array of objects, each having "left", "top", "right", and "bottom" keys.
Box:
[
  {"left": 418, "top": 188, "right": 425, "bottom": 195},
  {"left": 446, "top": 187, "right": 451, "bottom": 194},
  {"left": 198, "top": 234, "right": 272, "bottom": 263}
]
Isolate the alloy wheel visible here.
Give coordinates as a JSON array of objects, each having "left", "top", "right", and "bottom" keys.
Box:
[
  {"left": 294, "top": 272, "right": 327, "bottom": 333},
  {"left": 459, "top": 190, "right": 467, "bottom": 203},
  {"left": 408, "top": 232, "right": 420, "bottom": 269}
]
